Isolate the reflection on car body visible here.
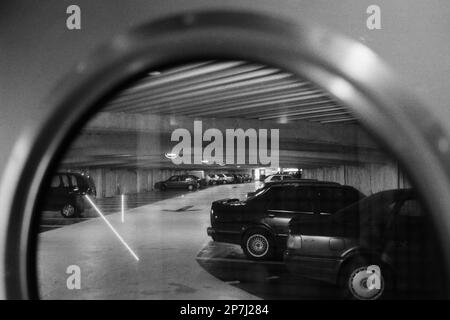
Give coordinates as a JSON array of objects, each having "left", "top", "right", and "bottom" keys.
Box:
[
  {"left": 42, "top": 172, "right": 96, "bottom": 218},
  {"left": 284, "top": 189, "right": 444, "bottom": 299},
  {"left": 263, "top": 174, "right": 294, "bottom": 183},
  {"left": 247, "top": 178, "right": 319, "bottom": 198},
  {"left": 207, "top": 181, "right": 364, "bottom": 260}
]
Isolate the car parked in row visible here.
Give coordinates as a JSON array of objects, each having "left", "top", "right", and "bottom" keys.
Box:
[
  {"left": 231, "top": 174, "right": 244, "bottom": 183},
  {"left": 242, "top": 173, "right": 253, "bottom": 182},
  {"left": 42, "top": 172, "right": 97, "bottom": 218},
  {"left": 206, "top": 174, "right": 220, "bottom": 185},
  {"left": 207, "top": 180, "right": 365, "bottom": 260},
  {"left": 154, "top": 175, "right": 200, "bottom": 191},
  {"left": 215, "top": 173, "right": 233, "bottom": 184},
  {"left": 284, "top": 189, "right": 444, "bottom": 299}
]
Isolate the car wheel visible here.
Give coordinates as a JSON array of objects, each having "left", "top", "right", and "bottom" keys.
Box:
[
  {"left": 187, "top": 184, "right": 194, "bottom": 191},
  {"left": 242, "top": 230, "right": 274, "bottom": 260},
  {"left": 60, "top": 203, "right": 77, "bottom": 218},
  {"left": 160, "top": 184, "right": 167, "bottom": 191},
  {"left": 339, "top": 258, "right": 389, "bottom": 300}
]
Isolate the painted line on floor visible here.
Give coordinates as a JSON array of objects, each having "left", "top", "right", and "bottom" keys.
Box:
[{"left": 85, "top": 195, "right": 139, "bottom": 261}]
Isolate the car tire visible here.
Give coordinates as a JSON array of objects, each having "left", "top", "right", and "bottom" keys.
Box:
[
  {"left": 60, "top": 203, "right": 78, "bottom": 218},
  {"left": 160, "top": 184, "right": 167, "bottom": 191},
  {"left": 339, "top": 258, "right": 390, "bottom": 300},
  {"left": 242, "top": 229, "right": 274, "bottom": 260},
  {"left": 187, "top": 184, "right": 194, "bottom": 191}
]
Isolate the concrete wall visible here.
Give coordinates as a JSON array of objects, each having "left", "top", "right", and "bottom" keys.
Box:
[
  {"left": 302, "top": 162, "right": 410, "bottom": 195},
  {"left": 70, "top": 168, "right": 185, "bottom": 198},
  {"left": 68, "top": 167, "right": 254, "bottom": 198}
]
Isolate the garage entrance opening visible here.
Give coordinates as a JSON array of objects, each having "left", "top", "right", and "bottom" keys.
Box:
[{"left": 36, "top": 60, "right": 445, "bottom": 300}]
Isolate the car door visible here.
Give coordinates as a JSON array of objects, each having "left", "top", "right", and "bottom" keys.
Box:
[
  {"left": 46, "top": 175, "right": 63, "bottom": 209},
  {"left": 52, "top": 174, "right": 70, "bottom": 208},
  {"left": 165, "top": 176, "right": 180, "bottom": 189},
  {"left": 264, "top": 186, "right": 315, "bottom": 236},
  {"left": 385, "top": 198, "right": 437, "bottom": 293}
]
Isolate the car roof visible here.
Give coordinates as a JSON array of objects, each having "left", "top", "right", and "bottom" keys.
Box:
[{"left": 264, "top": 179, "right": 339, "bottom": 187}]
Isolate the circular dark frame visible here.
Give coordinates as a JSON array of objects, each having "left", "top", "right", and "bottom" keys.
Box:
[{"left": 1, "top": 10, "right": 450, "bottom": 299}]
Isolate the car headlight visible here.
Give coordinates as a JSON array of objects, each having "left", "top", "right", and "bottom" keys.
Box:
[{"left": 287, "top": 235, "right": 302, "bottom": 249}]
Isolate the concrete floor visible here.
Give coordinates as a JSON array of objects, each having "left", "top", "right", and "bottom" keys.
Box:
[{"left": 37, "top": 182, "right": 337, "bottom": 300}]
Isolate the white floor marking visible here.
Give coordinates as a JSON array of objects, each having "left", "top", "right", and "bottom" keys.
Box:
[
  {"left": 85, "top": 195, "right": 139, "bottom": 261},
  {"left": 121, "top": 194, "right": 125, "bottom": 223}
]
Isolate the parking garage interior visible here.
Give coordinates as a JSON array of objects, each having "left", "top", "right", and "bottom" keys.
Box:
[{"left": 37, "top": 61, "right": 420, "bottom": 299}]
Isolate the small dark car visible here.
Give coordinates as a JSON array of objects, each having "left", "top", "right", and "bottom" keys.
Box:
[
  {"left": 154, "top": 175, "right": 200, "bottom": 191},
  {"left": 207, "top": 181, "right": 364, "bottom": 260},
  {"left": 42, "top": 172, "right": 96, "bottom": 218},
  {"left": 284, "top": 189, "right": 444, "bottom": 299},
  {"left": 231, "top": 174, "right": 244, "bottom": 183}
]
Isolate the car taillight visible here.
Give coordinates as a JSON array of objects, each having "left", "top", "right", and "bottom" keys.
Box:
[{"left": 287, "top": 235, "right": 302, "bottom": 249}]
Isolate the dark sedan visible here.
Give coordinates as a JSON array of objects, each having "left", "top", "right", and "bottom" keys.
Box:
[
  {"left": 154, "top": 175, "right": 200, "bottom": 191},
  {"left": 207, "top": 181, "right": 364, "bottom": 260},
  {"left": 284, "top": 189, "right": 445, "bottom": 299}
]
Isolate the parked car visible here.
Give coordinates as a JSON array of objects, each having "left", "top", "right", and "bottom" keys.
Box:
[
  {"left": 242, "top": 173, "right": 253, "bottom": 182},
  {"left": 187, "top": 174, "right": 207, "bottom": 188},
  {"left": 216, "top": 173, "right": 234, "bottom": 184},
  {"left": 207, "top": 181, "right": 364, "bottom": 260},
  {"left": 42, "top": 172, "right": 96, "bottom": 218},
  {"left": 154, "top": 175, "right": 200, "bottom": 191},
  {"left": 206, "top": 174, "right": 220, "bottom": 185},
  {"left": 231, "top": 173, "right": 244, "bottom": 183},
  {"left": 284, "top": 189, "right": 444, "bottom": 299}
]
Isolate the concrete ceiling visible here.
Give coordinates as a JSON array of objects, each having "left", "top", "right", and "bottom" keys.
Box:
[
  {"left": 102, "top": 61, "right": 356, "bottom": 124},
  {"left": 59, "top": 61, "right": 388, "bottom": 171}
]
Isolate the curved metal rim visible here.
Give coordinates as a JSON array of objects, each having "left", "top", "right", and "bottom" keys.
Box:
[
  {"left": 349, "top": 267, "right": 384, "bottom": 300},
  {"left": 1, "top": 10, "right": 450, "bottom": 299},
  {"left": 247, "top": 234, "right": 270, "bottom": 257}
]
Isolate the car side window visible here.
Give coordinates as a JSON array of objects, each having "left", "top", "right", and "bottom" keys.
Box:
[
  {"left": 266, "top": 186, "right": 298, "bottom": 211},
  {"left": 295, "top": 187, "right": 315, "bottom": 213},
  {"left": 283, "top": 175, "right": 293, "bottom": 180},
  {"left": 61, "top": 175, "right": 70, "bottom": 187},
  {"left": 271, "top": 175, "right": 281, "bottom": 181},
  {"left": 318, "top": 188, "right": 346, "bottom": 215},
  {"left": 168, "top": 176, "right": 178, "bottom": 182},
  {"left": 50, "top": 175, "right": 61, "bottom": 188}
]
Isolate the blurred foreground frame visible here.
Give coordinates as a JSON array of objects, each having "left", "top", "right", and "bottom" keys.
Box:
[{"left": 0, "top": 10, "right": 450, "bottom": 299}]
